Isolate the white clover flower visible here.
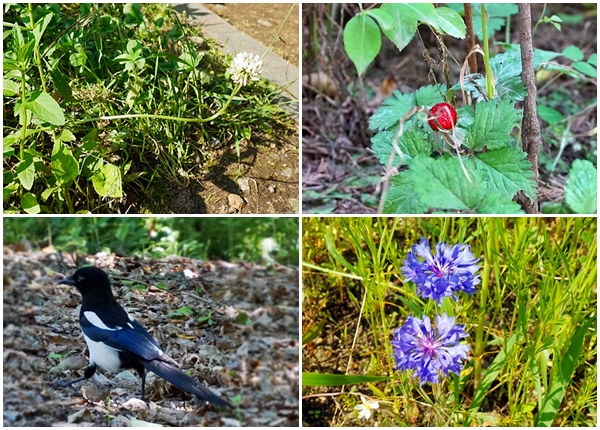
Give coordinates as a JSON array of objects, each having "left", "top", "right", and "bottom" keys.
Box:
[
  {"left": 227, "top": 51, "right": 263, "bottom": 86},
  {"left": 354, "top": 395, "right": 379, "bottom": 420}
]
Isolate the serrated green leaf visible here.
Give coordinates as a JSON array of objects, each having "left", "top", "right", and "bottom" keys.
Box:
[
  {"left": 92, "top": 163, "right": 123, "bottom": 198},
  {"left": 368, "top": 91, "right": 416, "bottom": 131},
  {"left": 564, "top": 159, "right": 597, "bottom": 214},
  {"left": 343, "top": 14, "right": 381, "bottom": 76},
  {"left": 383, "top": 173, "right": 428, "bottom": 214},
  {"left": 407, "top": 155, "right": 486, "bottom": 211},
  {"left": 398, "top": 3, "right": 438, "bottom": 28},
  {"left": 21, "top": 192, "right": 40, "bottom": 214},
  {"left": 16, "top": 157, "right": 35, "bottom": 190},
  {"left": 467, "top": 99, "right": 521, "bottom": 151},
  {"left": 475, "top": 147, "right": 537, "bottom": 201},
  {"left": 435, "top": 7, "right": 466, "bottom": 38},
  {"left": 371, "top": 128, "right": 431, "bottom": 166},
  {"left": 27, "top": 90, "right": 65, "bottom": 125}
]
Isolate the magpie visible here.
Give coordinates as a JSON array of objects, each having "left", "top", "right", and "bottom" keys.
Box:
[{"left": 58, "top": 266, "right": 231, "bottom": 408}]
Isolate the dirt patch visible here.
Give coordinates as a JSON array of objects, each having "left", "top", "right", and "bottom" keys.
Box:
[
  {"left": 204, "top": 3, "right": 299, "bottom": 67},
  {"left": 135, "top": 132, "right": 299, "bottom": 214}
]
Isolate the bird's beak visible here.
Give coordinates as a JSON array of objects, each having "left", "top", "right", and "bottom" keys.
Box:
[{"left": 58, "top": 275, "right": 76, "bottom": 286}]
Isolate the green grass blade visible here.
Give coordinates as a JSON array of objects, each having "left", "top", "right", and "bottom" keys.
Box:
[
  {"left": 467, "top": 332, "right": 519, "bottom": 424},
  {"left": 326, "top": 225, "right": 361, "bottom": 276},
  {"left": 302, "top": 319, "right": 326, "bottom": 345},
  {"left": 302, "top": 372, "right": 392, "bottom": 387},
  {"left": 534, "top": 318, "right": 593, "bottom": 426}
]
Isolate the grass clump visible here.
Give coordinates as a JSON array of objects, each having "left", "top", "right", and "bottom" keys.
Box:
[{"left": 3, "top": 3, "right": 295, "bottom": 213}]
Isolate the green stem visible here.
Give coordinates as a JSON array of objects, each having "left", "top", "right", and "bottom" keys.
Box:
[
  {"left": 474, "top": 219, "right": 492, "bottom": 389},
  {"left": 481, "top": 4, "right": 495, "bottom": 99},
  {"left": 74, "top": 84, "right": 242, "bottom": 125}
]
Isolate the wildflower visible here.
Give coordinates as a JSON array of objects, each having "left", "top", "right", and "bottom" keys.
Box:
[
  {"left": 391, "top": 313, "right": 469, "bottom": 385},
  {"left": 354, "top": 395, "right": 379, "bottom": 420},
  {"left": 401, "top": 237, "right": 480, "bottom": 303},
  {"left": 226, "top": 51, "right": 263, "bottom": 86}
]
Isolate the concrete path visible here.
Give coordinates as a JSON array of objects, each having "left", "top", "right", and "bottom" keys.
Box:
[{"left": 172, "top": 3, "right": 299, "bottom": 119}]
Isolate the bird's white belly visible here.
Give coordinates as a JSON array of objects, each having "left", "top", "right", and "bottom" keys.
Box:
[{"left": 83, "top": 333, "right": 122, "bottom": 374}]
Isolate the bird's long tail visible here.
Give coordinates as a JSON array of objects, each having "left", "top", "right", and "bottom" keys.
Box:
[{"left": 141, "top": 358, "right": 231, "bottom": 408}]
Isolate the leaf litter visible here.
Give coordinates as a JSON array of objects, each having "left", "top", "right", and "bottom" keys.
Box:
[{"left": 3, "top": 246, "right": 299, "bottom": 426}]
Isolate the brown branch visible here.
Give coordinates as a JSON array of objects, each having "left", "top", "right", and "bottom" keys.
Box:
[
  {"left": 464, "top": 4, "right": 477, "bottom": 73},
  {"left": 518, "top": 4, "right": 541, "bottom": 213}
]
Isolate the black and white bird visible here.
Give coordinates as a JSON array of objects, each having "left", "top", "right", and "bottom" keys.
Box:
[{"left": 58, "top": 266, "right": 231, "bottom": 408}]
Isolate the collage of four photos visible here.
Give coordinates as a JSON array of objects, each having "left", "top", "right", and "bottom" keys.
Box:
[{"left": 2, "top": 2, "right": 597, "bottom": 427}]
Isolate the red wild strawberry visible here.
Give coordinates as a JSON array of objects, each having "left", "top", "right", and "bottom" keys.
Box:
[{"left": 428, "top": 102, "right": 457, "bottom": 131}]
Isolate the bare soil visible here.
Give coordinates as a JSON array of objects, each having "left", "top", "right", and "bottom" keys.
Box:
[{"left": 203, "top": 3, "right": 300, "bottom": 67}]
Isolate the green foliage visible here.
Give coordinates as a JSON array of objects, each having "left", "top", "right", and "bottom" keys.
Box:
[
  {"left": 3, "top": 217, "right": 298, "bottom": 265},
  {"left": 3, "top": 4, "right": 293, "bottom": 213},
  {"left": 343, "top": 3, "right": 596, "bottom": 213},
  {"left": 564, "top": 159, "right": 597, "bottom": 214},
  {"left": 343, "top": 4, "right": 465, "bottom": 75}
]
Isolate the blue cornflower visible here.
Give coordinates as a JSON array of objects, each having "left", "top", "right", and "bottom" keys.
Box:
[
  {"left": 391, "top": 313, "right": 469, "bottom": 385},
  {"left": 401, "top": 237, "right": 480, "bottom": 303}
]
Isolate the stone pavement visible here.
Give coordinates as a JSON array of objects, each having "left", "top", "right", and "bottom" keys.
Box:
[{"left": 172, "top": 3, "right": 299, "bottom": 120}]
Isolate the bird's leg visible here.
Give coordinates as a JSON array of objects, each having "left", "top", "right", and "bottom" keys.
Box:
[
  {"left": 56, "top": 364, "right": 97, "bottom": 387},
  {"left": 139, "top": 367, "right": 147, "bottom": 401}
]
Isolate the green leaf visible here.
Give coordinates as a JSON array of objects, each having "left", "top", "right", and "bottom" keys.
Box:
[
  {"left": 4, "top": 183, "right": 19, "bottom": 202},
  {"left": 562, "top": 45, "right": 584, "bottom": 62},
  {"left": 92, "top": 163, "right": 123, "bottom": 198},
  {"left": 16, "top": 156, "right": 35, "bottom": 190},
  {"left": 21, "top": 192, "right": 40, "bottom": 214},
  {"left": 32, "top": 12, "right": 54, "bottom": 46},
  {"left": 50, "top": 69, "right": 73, "bottom": 102},
  {"left": 535, "top": 319, "right": 592, "bottom": 426},
  {"left": 537, "top": 106, "right": 563, "bottom": 124},
  {"left": 398, "top": 3, "right": 438, "bottom": 28},
  {"left": 343, "top": 14, "right": 381, "bottom": 76},
  {"left": 51, "top": 142, "right": 79, "bottom": 185},
  {"left": 467, "top": 333, "right": 519, "bottom": 425},
  {"left": 371, "top": 4, "right": 417, "bottom": 53},
  {"left": 466, "top": 99, "right": 521, "bottom": 151},
  {"left": 302, "top": 372, "right": 392, "bottom": 387},
  {"left": 302, "top": 319, "right": 326, "bottom": 345},
  {"left": 383, "top": 173, "right": 428, "bottom": 214},
  {"left": 371, "top": 128, "right": 431, "bottom": 166},
  {"left": 474, "top": 147, "right": 537, "bottom": 201},
  {"left": 572, "top": 61, "right": 596, "bottom": 79},
  {"left": 3, "top": 79, "right": 20, "bottom": 97},
  {"left": 27, "top": 90, "right": 65, "bottom": 125},
  {"left": 564, "top": 159, "right": 597, "bottom": 214},
  {"left": 407, "top": 155, "right": 485, "bottom": 211},
  {"left": 234, "top": 312, "right": 252, "bottom": 326},
  {"left": 368, "top": 90, "right": 416, "bottom": 131},
  {"left": 435, "top": 7, "right": 466, "bottom": 39}
]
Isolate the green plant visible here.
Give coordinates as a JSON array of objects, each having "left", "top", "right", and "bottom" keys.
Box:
[
  {"left": 342, "top": 3, "right": 596, "bottom": 214},
  {"left": 3, "top": 4, "right": 294, "bottom": 213},
  {"left": 302, "top": 217, "right": 597, "bottom": 426}
]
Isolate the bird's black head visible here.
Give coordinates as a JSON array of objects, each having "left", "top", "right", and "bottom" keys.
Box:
[{"left": 59, "top": 266, "right": 114, "bottom": 299}]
